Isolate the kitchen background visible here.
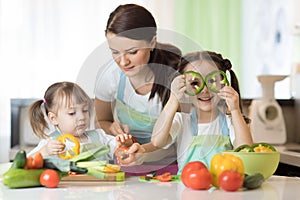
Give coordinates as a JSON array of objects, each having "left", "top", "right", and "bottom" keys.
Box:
[{"left": 0, "top": 0, "right": 300, "bottom": 163}]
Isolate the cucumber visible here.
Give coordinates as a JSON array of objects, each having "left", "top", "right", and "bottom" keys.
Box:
[
  {"left": 70, "top": 144, "right": 110, "bottom": 163},
  {"left": 2, "top": 168, "right": 44, "bottom": 188},
  {"left": 243, "top": 173, "right": 265, "bottom": 190},
  {"left": 10, "top": 150, "right": 27, "bottom": 169}
]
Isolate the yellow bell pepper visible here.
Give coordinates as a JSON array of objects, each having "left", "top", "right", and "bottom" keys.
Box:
[
  {"left": 210, "top": 153, "right": 244, "bottom": 187},
  {"left": 57, "top": 133, "right": 80, "bottom": 160}
]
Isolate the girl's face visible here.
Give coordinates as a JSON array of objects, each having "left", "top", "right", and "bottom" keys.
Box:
[
  {"left": 184, "top": 60, "right": 221, "bottom": 112},
  {"left": 106, "top": 32, "right": 155, "bottom": 77},
  {"left": 49, "top": 102, "right": 90, "bottom": 138}
]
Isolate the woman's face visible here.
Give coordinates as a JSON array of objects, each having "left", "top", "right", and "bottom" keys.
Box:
[
  {"left": 106, "top": 32, "right": 155, "bottom": 77},
  {"left": 184, "top": 60, "right": 221, "bottom": 112}
]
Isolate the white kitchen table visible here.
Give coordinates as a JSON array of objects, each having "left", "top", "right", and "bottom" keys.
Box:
[{"left": 0, "top": 163, "right": 300, "bottom": 200}]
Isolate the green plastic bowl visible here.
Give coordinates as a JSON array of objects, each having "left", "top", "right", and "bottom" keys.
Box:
[{"left": 223, "top": 151, "right": 280, "bottom": 179}]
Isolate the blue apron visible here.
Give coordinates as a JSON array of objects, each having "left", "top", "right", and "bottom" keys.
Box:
[
  {"left": 178, "top": 110, "right": 233, "bottom": 174},
  {"left": 115, "top": 72, "right": 157, "bottom": 144}
]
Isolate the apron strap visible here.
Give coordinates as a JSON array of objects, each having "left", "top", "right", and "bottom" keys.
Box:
[{"left": 117, "top": 72, "right": 126, "bottom": 103}]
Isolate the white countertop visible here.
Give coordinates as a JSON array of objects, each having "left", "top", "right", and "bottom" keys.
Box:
[
  {"left": 275, "top": 143, "right": 300, "bottom": 167},
  {"left": 1, "top": 163, "right": 300, "bottom": 200}
]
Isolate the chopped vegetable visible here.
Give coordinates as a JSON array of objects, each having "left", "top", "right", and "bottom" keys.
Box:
[
  {"left": 183, "top": 70, "right": 230, "bottom": 96},
  {"left": 155, "top": 172, "right": 172, "bottom": 182},
  {"left": 57, "top": 133, "right": 80, "bottom": 160},
  {"left": 234, "top": 144, "right": 253, "bottom": 152},
  {"left": 251, "top": 143, "right": 276, "bottom": 152},
  {"left": 234, "top": 143, "right": 277, "bottom": 153},
  {"left": 114, "top": 147, "right": 134, "bottom": 165},
  {"left": 183, "top": 71, "right": 205, "bottom": 96},
  {"left": 205, "top": 70, "right": 230, "bottom": 93}
]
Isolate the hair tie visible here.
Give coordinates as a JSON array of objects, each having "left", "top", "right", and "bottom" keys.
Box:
[
  {"left": 223, "top": 59, "right": 232, "bottom": 71},
  {"left": 42, "top": 98, "right": 46, "bottom": 104}
]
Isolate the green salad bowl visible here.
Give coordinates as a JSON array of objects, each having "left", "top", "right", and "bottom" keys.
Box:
[{"left": 223, "top": 151, "right": 280, "bottom": 179}]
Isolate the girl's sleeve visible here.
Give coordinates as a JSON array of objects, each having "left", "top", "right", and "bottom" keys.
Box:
[
  {"left": 95, "top": 129, "right": 116, "bottom": 159},
  {"left": 27, "top": 139, "right": 48, "bottom": 157}
]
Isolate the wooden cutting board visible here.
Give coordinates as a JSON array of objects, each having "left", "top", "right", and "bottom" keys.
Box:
[{"left": 61, "top": 171, "right": 125, "bottom": 182}]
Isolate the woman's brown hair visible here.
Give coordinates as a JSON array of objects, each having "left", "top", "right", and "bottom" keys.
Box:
[{"left": 105, "top": 4, "right": 181, "bottom": 107}]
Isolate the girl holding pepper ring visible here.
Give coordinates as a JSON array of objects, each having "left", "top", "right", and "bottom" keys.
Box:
[
  {"left": 27, "top": 81, "right": 133, "bottom": 160},
  {"left": 151, "top": 51, "right": 253, "bottom": 174}
]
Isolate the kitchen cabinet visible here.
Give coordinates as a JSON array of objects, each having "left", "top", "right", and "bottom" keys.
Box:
[{"left": 0, "top": 163, "right": 300, "bottom": 200}]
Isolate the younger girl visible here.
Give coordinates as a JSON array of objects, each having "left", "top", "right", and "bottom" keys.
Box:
[
  {"left": 151, "top": 51, "right": 253, "bottom": 173},
  {"left": 28, "top": 81, "right": 132, "bottom": 160}
]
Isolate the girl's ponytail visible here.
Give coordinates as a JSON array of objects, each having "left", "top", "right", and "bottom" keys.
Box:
[{"left": 28, "top": 100, "right": 49, "bottom": 139}]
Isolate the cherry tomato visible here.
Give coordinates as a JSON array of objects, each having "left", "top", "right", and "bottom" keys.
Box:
[
  {"left": 40, "top": 169, "right": 60, "bottom": 188},
  {"left": 114, "top": 147, "right": 134, "bottom": 165},
  {"left": 181, "top": 161, "right": 212, "bottom": 190},
  {"left": 219, "top": 170, "right": 243, "bottom": 192}
]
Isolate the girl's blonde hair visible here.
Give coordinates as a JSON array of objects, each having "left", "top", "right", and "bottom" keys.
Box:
[{"left": 28, "top": 82, "right": 93, "bottom": 138}]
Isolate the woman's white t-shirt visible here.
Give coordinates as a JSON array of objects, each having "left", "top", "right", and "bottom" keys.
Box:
[{"left": 94, "top": 62, "right": 162, "bottom": 118}]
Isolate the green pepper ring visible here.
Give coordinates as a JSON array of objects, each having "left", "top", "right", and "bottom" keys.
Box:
[
  {"left": 183, "top": 70, "right": 230, "bottom": 96},
  {"left": 234, "top": 144, "right": 254, "bottom": 152},
  {"left": 183, "top": 71, "right": 205, "bottom": 96},
  {"left": 205, "top": 70, "right": 230, "bottom": 93},
  {"left": 251, "top": 143, "right": 277, "bottom": 152}
]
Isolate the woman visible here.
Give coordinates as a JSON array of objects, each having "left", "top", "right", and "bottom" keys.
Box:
[{"left": 94, "top": 4, "right": 181, "bottom": 173}]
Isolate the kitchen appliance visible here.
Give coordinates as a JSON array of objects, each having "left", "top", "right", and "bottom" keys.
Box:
[{"left": 249, "top": 75, "right": 288, "bottom": 144}]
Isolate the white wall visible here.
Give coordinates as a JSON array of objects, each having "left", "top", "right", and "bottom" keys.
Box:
[
  {"left": 241, "top": 0, "right": 297, "bottom": 99},
  {"left": 0, "top": 0, "right": 175, "bottom": 163}
]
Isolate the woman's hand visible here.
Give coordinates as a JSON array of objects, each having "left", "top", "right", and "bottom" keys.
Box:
[
  {"left": 109, "top": 121, "right": 130, "bottom": 136},
  {"left": 43, "top": 140, "right": 65, "bottom": 156},
  {"left": 218, "top": 86, "right": 240, "bottom": 112}
]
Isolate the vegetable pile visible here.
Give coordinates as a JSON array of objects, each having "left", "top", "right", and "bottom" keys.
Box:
[
  {"left": 234, "top": 142, "right": 277, "bottom": 152},
  {"left": 2, "top": 144, "right": 123, "bottom": 189},
  {"left": 2, "top": 150, "right": 62, "bottom": 189},
  {"left": 180, "top": 145, "right": 274, "bottom": 192}
]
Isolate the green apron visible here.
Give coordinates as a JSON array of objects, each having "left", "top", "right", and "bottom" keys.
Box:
[
  {"left": 50, "top": 129, "right": 101, "bottom": 153},
  {"left": 115, "top": 72, "right": 157, "bottom": 144},
  {"left": 178, "top": 110, "right": 233, "bottom": 174}
]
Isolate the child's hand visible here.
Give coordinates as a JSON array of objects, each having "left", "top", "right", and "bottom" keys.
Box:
[
  {"left": 218, "top": 86, "right": 240, "bottom": 112},
  {"left": 170, "top": 75, "right": 187, "bottom": 101},
  {"left": 116, "top": 133, "right": 133, "bottom": 148},
  {"left": 45, "top": 139, "right": 65, "bottom": 155},
  {"left": 109, "top": 122, "right": 130, "bottom": 136}
]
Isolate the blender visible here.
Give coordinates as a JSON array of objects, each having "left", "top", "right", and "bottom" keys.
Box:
[{"left": 249, "top": 75, "right": 288, "bottom": 144}]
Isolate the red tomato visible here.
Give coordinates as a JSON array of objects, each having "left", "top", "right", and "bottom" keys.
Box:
[
  {"left": 114, "top": 147, "right": 134, "bottom": 165},
  {"left": 219, "top": 170, "right": 243, "bottom": 192},
  {"left": 181, "top": 161, "right": 212, "bottom": 190},
  {"left": 40, "top": 169, "right": 60, "bottom": 188}
]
